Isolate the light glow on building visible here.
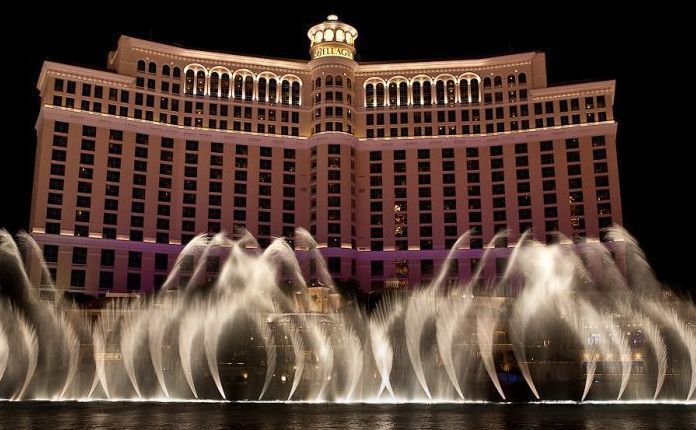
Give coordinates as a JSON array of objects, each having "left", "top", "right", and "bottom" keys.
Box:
[{"left": 29, "top": 15, "right": 621, "bottom": 294}]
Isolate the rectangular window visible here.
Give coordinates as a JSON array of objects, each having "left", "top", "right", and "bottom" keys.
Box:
[
  {"left": 127, "top": 273, "right": 141, "bottom": 291},
  {"left": 371, "top": 260, "right": 384, "bottom": 277},
  {"left": 71, "top": 247, "right": 87, "bottom": 265},
  {"left": 99, "top": 271, "right": 113, "bottom": 290},
  {"left": 70, "top": 270, "right": 86, "bottom": 288}
]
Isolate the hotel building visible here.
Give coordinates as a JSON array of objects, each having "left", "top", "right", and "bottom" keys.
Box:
[{"left": 29, "top": 15, "right": 621, "bottom": 295}]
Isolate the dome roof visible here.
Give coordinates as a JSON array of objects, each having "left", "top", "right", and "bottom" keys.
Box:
[{"left": 307, "top": 15, "right": 358, "bottom": 59}]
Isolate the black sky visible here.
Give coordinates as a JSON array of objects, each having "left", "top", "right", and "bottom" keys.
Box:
[{"left": 1, "top": 3, "right": 691, "bottom": 291}]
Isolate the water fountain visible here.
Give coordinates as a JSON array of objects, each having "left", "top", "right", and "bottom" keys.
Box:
[{"left": 0, "top": 226, "right": 694, "bottom": 402}]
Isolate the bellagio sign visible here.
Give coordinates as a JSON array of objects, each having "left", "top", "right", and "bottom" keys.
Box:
[{"left": 312, "top": 43, "right": 354, "bottom": 60}]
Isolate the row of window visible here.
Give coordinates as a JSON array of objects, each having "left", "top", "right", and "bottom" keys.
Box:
[
  {"left": 136, "top": 60, "right": 305, "bottom": 103},
  {"left": 312, "top": 91, "right": 353, "bottom": 105},
  {"left": 46, "top": 242, "right": 515, "bottom": 291},
  {"left": 312, "top": 75, "right": 353, "bottom": 90},
  {"left": 136, "top": 60, "right": 181, "bottom": 77},
  {"left": 183, "top": 69, "right": 301, "bottom": 104},
  {"left": 364, "top": 95, "right": 608, "bottom": 137},
  {"left": 364, "top": 73, "right": 526, "bottom": 107},
  {"left": 367, "top": 96, "right": 606, "bottom": 125},
  {"left": 365, "top": 115, "right": 606, "bottom": 138}
]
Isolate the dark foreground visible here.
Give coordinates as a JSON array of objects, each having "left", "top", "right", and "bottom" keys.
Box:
[{"left": 0, "top": 402, "right": 694, "bottom": 429}]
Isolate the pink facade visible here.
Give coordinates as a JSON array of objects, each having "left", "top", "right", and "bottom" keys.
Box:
[{"left": 29, "top": 16, "right": 621, "bottom": 294}]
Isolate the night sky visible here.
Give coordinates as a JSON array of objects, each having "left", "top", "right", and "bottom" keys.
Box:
[{"left": 1, "top": 3, "right": 690, "bottom": 292}]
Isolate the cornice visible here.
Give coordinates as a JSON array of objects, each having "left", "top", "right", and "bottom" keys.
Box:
[
  {"left": 354, "top": 52, "right": 539, "bottom": 76},
  {"left": 531, "top": 80, "right": 616, "bottom": 100},
  {"left": 121, "top": 36, "right": 311, "bottom": 75},
  {"left": 38, "top": 105, "right": 309, "bottom": 144},
  {"left": 117, "top": 38, "right": 543, "bottom": 79},
  {"left": 358, "top": 121, "right": 618, "bottom": 147},
  {"left": 37, "top": 61, "right": 134, "bottom": 91},
  {"left": 310, "top": 63, "right": 356, "bottom": 74}
]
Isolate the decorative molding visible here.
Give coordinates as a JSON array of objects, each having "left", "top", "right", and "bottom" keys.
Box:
[
  {"left": 39, "top": 105, "right": 310, "bottom": 144},
  {"left": 530, "top": 80, "right": 616, "bottom": 100},
  {"left": 37, "top": 61, "right": 134, "bottom": 91},
  {"left": 355, "top": 52, "right": 538, "bottom": 75},
  {"left": 356, "top": 121, "right": 617, "bottom": 147},
  {"left": 122, "top": 36, "right": 310, "bottom": 74},
  {"left": 310, "top": 64, "right": 355, "bottom": 74}
]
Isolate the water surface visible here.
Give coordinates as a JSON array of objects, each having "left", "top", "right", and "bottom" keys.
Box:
[{"left": 1, "top": 402, "right": 694, "bottom": 429}]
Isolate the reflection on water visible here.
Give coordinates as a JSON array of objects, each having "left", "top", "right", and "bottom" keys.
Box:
[{"left": 0, "top": 403, "right": 694, "bottom": 430}]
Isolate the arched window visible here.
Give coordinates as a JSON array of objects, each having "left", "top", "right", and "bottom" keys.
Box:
[
  {"left": 422, "top": 81, "right": 432, "bottom": 105},
  {"left": 210, "top": 72, "right": 219, "bottom": 97},
  {"left": 234, "top": 75, "right": 243, "bottom": 99},
  {"left": 291, "top": 82, "right": 300, "bottom": 106},
  {"left": 148, "top": 62, "right": 157, "bottom": 74},
  {"left": 185, "top": 70, "right": 195, "bottom": 95},
  {"left": 137, "top": 60, "right": 146, "bottom": 72},
  {"left": 376, "top": 83, "right": 385, "bottom": 107},
  {"left": 196, "top": 71, "right": 205, "bottom": 96},
  {"left": 326, "top": 75, "right": 333, "bottom": 87},
  {"left": 494, "top": 76, "right": 502, "bottom": 87},
  {"left": 399, "top": 82, "right": 408, "bottom": 106},
  {"left": 315, "top": 77, "right": 322, "bottom": 89},
  {"left": 436, "top": 81, "right": 445, "bottom": 104},
  {"left": 244, "top": 76, "right": 253, "bottom": 101},
  {"left": 446, "top": 80, "right": 455, "bottom": 104},
  {"left": 335, "top": 75, "right": 343, "bottom": 87},
  {"left": 366, "top": 84, "right": 374, "bottom": 107},
  {"left": 162, "top": 65, "right": 171, "bottom": 76},
  {"left": 268, "top": 79, "right": 277, "bottom": 103},
  {"left": 507, "top": 74, "right": 516, "bottom": 85},
  {"left": 388, "top": 83, "right": 398, "bottom": 106},
  {"left": 347, "top": 78, "right": 352, "bottom": 89},
  {"left": 221, "top": 74, "right": 230, "bottom": 98},
  {"left": 460, "top": 80, "right": 469, "bottom": 104},
  {"left": 281, "top": 80, "right": 290, "bottom": 104},
  {"left": 173, "top": 67, "right": 181, "bottom": 78},
  {"left": 483, "top": 77, "right": 491, "bottom": 89},
  {"left": 518, "top": 73, "right": 527, "bottom": 85},
  {"left": 210, "top": 72, "right": 220, "bottom": 97},
  {"left": 470, "top": 79, "right": 480, "bottom": 103},
  {"left": 412, "top": 82, "right": 421, "bottom": 106},
  {"left": 258, "top": 77, "right": 267, "bottom": 102}
]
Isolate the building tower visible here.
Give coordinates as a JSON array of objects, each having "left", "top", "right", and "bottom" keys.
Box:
[{"left": 305, "top": 16, "right": 359, "bottom": 282}]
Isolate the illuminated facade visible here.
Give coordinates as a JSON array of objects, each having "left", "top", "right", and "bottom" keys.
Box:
[{"left": 30, "top": 15, "right": 621, "bottom": 294}]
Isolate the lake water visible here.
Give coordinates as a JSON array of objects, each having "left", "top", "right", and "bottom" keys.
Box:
[{"left": 0, "top": 402, "right": 694, "bottom": 429}]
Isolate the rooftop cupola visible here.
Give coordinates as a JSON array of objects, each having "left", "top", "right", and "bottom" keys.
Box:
[{"left": 307, "top": 15, "right": 358, "bottom": 61}]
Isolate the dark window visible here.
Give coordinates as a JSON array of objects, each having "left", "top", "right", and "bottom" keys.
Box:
[
  {"left": 99, "top": 249, "right": 115, "bottom": 266},
  {"left": 72, "top": 247, "right": 87, "bottom": 265},
  {"left": 99, "top": 271, "right": 114, "bottom": 290},
  {"left": 70, "top": 270, "right": 86, "bottom": 288},
  {"left": 43, "top": 245, "right": 59, "bottom": 263},
  {"left": 421, "top": 260, "right": 434, "bottom": 275},
  {"left": 540, "top": 140, "right": 553, "bottom": 152},
  {"left": 127, "top": 273, "right": 141, "bottom": 291},
  {"left": 371, "top": 260, "right": 384, "bottom": 277}
]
